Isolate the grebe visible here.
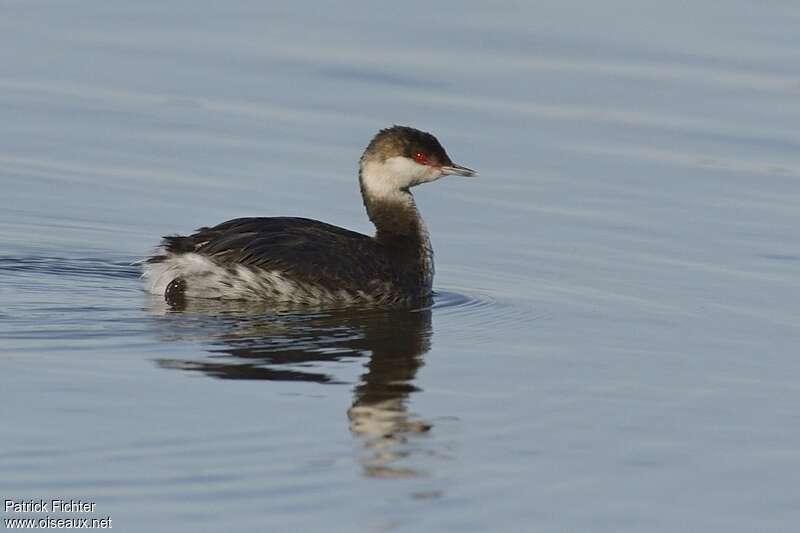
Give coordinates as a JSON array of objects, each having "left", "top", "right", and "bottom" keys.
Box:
[{"left": 142, "top": 126, "right": 476, "bottom": 305}]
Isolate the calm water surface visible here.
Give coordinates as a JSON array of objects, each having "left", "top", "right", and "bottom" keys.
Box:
[{"left": 2, "top": 1, "right": 800, "bottom": 531}]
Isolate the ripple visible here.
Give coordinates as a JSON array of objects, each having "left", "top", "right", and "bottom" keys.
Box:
[
  {"left": 0, "top": 255, "right": 140, "bottom": 280},
  {"left": 432, "top": 287, "right": 544, "bottom": 342},
  {"left": 0, "top": 255, "right": 149, "bottom": 345},
  {"left": 432, "top": 288, "right": 496, "bottom": 313}
]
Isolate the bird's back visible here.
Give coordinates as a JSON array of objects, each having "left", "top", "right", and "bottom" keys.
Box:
[{"left": 143, "top": 217, "right": 429, "bottom": 304}]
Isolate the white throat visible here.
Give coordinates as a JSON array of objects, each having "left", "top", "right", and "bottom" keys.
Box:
[{"left": 360, "top": 156, "right": 445, "bottom": 203}]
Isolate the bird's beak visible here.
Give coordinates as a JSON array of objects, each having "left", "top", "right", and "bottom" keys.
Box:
[{"left": 441, "top": 163, "right": 477, "bottom": 177}]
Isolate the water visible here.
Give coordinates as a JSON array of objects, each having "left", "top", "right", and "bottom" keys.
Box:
[{"left": 2, "top": 1, "right": 800, "bottom": 531}]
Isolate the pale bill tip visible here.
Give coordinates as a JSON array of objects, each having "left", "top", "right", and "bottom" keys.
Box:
[{"left": 443, "top": 164, "right": 477, "bottom": 177}]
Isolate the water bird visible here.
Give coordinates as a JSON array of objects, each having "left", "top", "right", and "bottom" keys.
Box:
[{"left": 143, "top": 126, "right": 476, "bottom": 305}]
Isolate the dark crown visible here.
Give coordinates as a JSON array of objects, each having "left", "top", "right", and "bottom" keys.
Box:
[{"left": 361, "top": 125, "right": 453, "bottom": 166}]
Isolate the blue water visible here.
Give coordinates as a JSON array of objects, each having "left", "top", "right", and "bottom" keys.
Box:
[{"left": 2, "top": 1, "right": 800, "bottom": 531}]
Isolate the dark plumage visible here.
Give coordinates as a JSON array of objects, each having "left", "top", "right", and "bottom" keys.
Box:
[
  {"left": 361, "top": 126, "right": 454, "bottom": 168},
  {"left": 150, "top": 217, "right": 424, "bottom": 302},
  {"left": 142, "top": 126, "right": 475, "bottom": 305}
]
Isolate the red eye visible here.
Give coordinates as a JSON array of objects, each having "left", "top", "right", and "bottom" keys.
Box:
[{"left": 414, "top": 152, "right": 428, "bottom": 164}]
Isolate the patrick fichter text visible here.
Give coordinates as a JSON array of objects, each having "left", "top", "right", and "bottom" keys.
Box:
[{"left": 5, "top": 500, "right": 97, "bottom": 513}]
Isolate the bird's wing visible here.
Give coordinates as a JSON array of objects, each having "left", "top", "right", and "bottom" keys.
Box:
[{"left": 155, "top": 217, "right": 396, "bottom": 290}]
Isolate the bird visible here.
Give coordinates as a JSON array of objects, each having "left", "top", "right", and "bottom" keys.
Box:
[{"left": 142, "top": 125, "right": 476, "bottom": 306}]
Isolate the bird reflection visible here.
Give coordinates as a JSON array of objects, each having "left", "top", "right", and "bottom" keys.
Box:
[{"left": 148, "top": 298, "right": 434, "bottom": 478}]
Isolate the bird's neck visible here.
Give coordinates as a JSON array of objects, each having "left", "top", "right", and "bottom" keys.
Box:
[
  {"left": 359, "top": 164, "right": 427, "bottom": 243},
  {"left": 358, "top": 163, "right": 435, "bottom": 291}
]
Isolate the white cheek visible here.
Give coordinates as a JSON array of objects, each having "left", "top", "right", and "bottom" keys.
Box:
[
  {"left": 383, "top": 156, "right": 430, "bottom": 185},
  {"left": 361, "top": 157, "right": 443, "bottom": 198},
  {"left": 424, "top": 166, "right": 445, "bottom": 181}
]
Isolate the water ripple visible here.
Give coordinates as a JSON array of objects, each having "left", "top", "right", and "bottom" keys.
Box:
[{"left": 0, "top": 255, "right": 140, "bottom": 280}]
